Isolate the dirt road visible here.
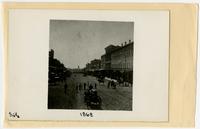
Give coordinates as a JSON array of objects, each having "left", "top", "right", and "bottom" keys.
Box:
[{"left": 48, "top": 73, "right": 132, "bottom": 110}]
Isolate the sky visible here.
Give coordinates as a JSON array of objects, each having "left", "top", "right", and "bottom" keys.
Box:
[{"left": 49, "top": 20, "right": 134, "bottom": 68}]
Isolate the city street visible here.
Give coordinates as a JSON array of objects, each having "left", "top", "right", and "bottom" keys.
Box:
[{"left": 48, "top": 73, "right": 132, "bottom": 110}]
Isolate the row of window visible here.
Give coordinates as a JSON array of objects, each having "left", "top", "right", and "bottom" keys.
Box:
[
  {"left": 111, "top": 50, "right": 133, "bottom": 59},
  {"left": 111, "top": 62, "right": 133, "bottom": 69}
]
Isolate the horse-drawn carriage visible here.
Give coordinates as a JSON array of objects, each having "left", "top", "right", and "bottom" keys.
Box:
[{"left": 84, "top": 87, "right": 102, "bottom": 110}]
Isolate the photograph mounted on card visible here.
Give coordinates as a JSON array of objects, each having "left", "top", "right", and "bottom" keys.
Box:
[
  {"left": 7, "top": 9, "right": 169, "bottom": 121},
  {"left": 3, "top": 3, "right": 197, "bottom": 128}
]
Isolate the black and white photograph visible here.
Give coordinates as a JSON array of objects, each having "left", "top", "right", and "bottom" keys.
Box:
[
  {"left": 48, "top": 20, "right": 134, "bottom": 110},
  {"left": 7, "top": 9, "right": 169, "bottom": 121},
  {"left": 4, "top": 2, "right": 199, "bottom": 127}
]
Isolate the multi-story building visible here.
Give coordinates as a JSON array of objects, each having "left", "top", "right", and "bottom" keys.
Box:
[
  {"left": 101, "top": 54, "right": 106, "bottom": 69},
  {"left": 101, "top": 40, "right": 133, "bottom": 72},
  {"left": 85, "top": 59, "right": 101, "bottom": 71},
  {"left": 101, "top": 45, "right": 120, "bottom": 70},
  {"left": 111, "top": 41, "right": 133, "bottom": 71},
  {"left": 91, "top": 59, "right": 101, "bottom": 70},
  {"left": 85, "top": 40, "right": 133, "bottom": 83}
]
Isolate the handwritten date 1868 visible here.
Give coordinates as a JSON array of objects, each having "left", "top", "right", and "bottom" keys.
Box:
[{"left": 80, "top": 112, "right": 93, "bottom": 117}]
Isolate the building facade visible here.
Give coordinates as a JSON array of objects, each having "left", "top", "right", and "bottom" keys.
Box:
[
  {"left": 101, "top": 54, "right": 106, "bottom": 69},
  {"left": 101, "top": 45, "right": 120, "bottom": 70},
  {"left": 85, "top": 59, "right": 101, "bottom": 71},
  {"left": 101, "top": 40, "right": 133, "bottom": 72},
  {"left": 84, "top": 40, "right": 133, "bottom": 83},
  {"left": 111, "top": 42, "right": 133, "bottom": 71}
]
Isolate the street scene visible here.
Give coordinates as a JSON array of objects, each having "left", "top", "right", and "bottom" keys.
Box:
[
  {"left": 48, "top": 73, "right": 132, "bottom": 110},
  {"left": 48, "top": 20, "right": 134, "bottom": 110}
]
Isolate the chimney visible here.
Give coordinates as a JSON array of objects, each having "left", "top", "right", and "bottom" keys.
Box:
[
  {"left": 121, "top": 43, "right": 123, "bottom": 47},
  {"left": 129, "top": 40, "right": 131, "bottom": 44},
  {"left": 125, "top": 41, "right": 127, "bottom": 45}
]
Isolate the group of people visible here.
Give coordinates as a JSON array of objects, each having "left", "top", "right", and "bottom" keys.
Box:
[
  {"left": 63, "top": 82, "right": 98, "bottom": 95},
  {"left": 107, "top": 80, "right": 117, "bottom": 89},
  {"left": 76, "top": 82, "right": 97, "bottom": 93}
]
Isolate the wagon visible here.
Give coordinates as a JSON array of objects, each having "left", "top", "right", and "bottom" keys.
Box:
[{"left": 84, "top": 90, "right": 102, "bottom": 110}]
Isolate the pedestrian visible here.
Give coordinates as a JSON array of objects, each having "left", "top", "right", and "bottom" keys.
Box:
[
  {"left": 79, "top": 83, "right": 81, "bottom": 91},
  {"left": 84, "top": 83, "right": 86, "bottom": 90},
  {"left": 88, "top": 85, "right": 93, "bottom": 92},
  {"left": 95, "top": 83, "right": 97, "bottom": 89},
  {"left": 107, "top": 81, "right": 110, "bottom": 88},
  {"left": 76, "top": 84, "right": 79, "bottom": 93},
  {"left": 79, "top": 83, "right": 82, "bottom": 91},
  {"left": 64, "top": 83, "right": 67, "bottom": 95},
  {"left": 111, "top": 81, "right": 115, "bottom": 89}
]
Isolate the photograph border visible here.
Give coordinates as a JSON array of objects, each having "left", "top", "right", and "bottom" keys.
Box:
[{"left": 3, "top": 2, "right": 198, "bottom": 127}]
